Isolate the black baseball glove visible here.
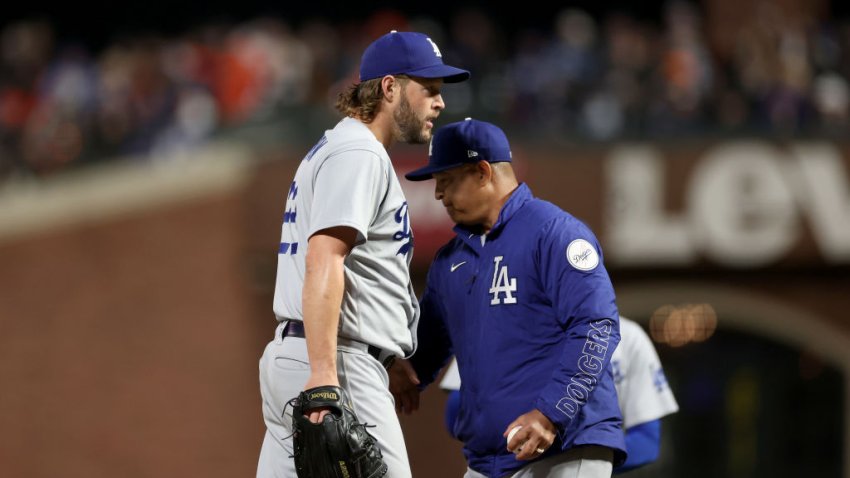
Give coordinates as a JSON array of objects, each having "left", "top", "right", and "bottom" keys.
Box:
[{"left": 290, "top": 385, "right": 388, "bottom": 478}]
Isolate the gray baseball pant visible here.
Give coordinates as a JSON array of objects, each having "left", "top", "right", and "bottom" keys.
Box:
[{"left": 257, "top": 323, "right": 411, "bottom": 478}]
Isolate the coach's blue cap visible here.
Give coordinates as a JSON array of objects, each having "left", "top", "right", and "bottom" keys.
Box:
[
  {"left": 405, "top": 118, "right": 512, "bottom": 181},
  {"left": 360, "top": 31, "right": 470, "bottom": 83}
]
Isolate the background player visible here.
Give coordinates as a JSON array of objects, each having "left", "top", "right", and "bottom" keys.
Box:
[
  {"left": 440, "top": 316, "right": 679, "bottom": 473},
  {"left": 609, "top": 316, "right": 679, "bottom": 472},
  {"left": 392, "top": 118, "right": 625, "bottom": 477},
  {"left": 256, "top": 30, "right": 469, "bottom": 478}
]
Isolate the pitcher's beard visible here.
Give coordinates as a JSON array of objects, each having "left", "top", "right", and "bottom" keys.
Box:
[{"left": 394, "top": 94, "right": 430, "bottom": 144}]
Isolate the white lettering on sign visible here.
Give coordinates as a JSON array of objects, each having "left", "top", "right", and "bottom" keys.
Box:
[
  {"left": 605, "top": 141, "right": 850, "bottom": 267},
  {"left": 689, "top": 142, "right": 798, "bottom": 267},
  {"left": 605, "top": 146, "right": 694, "bottom": 265},
  {"left": 789, "top": 144, "right": 850, "bottom": 262}
]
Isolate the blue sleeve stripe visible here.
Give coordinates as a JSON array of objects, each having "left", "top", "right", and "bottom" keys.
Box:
[{"left": 279, "top": 242, "right": 299, "bottom": 254}]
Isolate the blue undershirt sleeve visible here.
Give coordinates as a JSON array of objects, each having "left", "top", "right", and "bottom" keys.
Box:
[{"left": 615, "top": 419, "right": 661, "bottom": 473}]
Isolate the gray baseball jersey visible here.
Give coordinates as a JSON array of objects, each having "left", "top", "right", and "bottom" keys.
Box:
[{"left": 272, "top": 116, "right": 420, "bottom": 357}]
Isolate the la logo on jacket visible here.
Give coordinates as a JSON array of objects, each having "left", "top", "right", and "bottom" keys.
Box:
[{"left": 489, "top": 256, "right": 517, "bottom": 305}]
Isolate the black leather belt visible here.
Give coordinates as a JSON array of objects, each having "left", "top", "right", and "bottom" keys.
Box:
[{"left": 281, "top": 321, "right": 396, "bottom": 369}]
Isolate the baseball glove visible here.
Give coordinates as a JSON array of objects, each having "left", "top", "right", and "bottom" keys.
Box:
[{"left": 290, "top": 385, "right": 387, "bottom": 478}]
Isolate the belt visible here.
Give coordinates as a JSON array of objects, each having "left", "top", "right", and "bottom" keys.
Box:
[{"left": 281, "top": 321, "right": 396, "bottom": 370}]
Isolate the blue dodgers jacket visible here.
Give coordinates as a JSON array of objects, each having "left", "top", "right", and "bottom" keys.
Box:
[{"left": 411, "top": 183, "right": 626, "bottom": 477}]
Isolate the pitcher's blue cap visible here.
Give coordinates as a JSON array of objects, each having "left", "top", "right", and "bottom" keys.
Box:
[
  {"left": 360, "top": 31, "right": 470, "bottom": 83},
  {"left": 405, "top": 118, "right": 512, "bottom": 181}
]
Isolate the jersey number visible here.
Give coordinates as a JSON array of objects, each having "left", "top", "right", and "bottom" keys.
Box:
[{"left": 489, "top": 256, "right": 517, "bottom": 305}]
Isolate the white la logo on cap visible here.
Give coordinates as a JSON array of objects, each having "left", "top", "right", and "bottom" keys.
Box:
[
  {"left": 425, "top": 37, "right": 442, "bottom": 58},
  {"left": 566, "top": 239, "right": 599, "bottom": 271}
]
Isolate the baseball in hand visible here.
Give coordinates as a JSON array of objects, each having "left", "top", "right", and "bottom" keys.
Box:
[{"left": 507, "top": 425, "right": 523, "bottom": 452}]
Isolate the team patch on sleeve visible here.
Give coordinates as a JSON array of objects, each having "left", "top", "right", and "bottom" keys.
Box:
[{"left": 566, "top": 239, "right": 599, "bottom": 271}]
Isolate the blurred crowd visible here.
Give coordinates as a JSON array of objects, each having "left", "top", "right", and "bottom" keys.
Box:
[{"left": 1, "top": 2, "right": 849, "bottom": 181}]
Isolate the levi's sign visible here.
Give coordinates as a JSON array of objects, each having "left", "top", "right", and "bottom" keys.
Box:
[{"left": 605, "top": 141, "right": 850, "bottom": 267}]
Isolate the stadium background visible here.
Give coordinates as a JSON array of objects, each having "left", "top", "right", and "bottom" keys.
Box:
[{"left": 1, "top": 0, "right": 848, "bottom": 476}]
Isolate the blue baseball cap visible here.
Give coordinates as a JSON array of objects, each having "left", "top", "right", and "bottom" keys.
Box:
[
  {"left": 405, "top": 118, "right": 512, "bottom": 181},
  {"left": 360, "top": 30, "right": 470, "bottom": 83}
]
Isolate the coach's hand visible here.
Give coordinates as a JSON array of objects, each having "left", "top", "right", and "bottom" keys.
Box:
[
  {"left": 388, "top": 358, "right": 420, "bottom": 415},
  {"left": 504, "top": 409, "right": 557, "bottom": 461}
]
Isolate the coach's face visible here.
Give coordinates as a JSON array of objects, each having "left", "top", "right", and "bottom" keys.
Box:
[
  {"left": 433, "top": 162, "right": 493, "bottom": 230},
  {"left": 393, "top": 76, "right": 445, "bottom": 144}
]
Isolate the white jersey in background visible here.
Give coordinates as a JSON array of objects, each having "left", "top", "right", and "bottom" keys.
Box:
[
  {"left": 272, "top": 116, "right": 420, "bottom": 357},
  {"left": 610, "top": 317, "right": 678, "bottom": 428}
]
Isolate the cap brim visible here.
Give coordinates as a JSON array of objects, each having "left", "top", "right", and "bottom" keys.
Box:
[
  {"left": 405, "top": 162, "right": 466, "bottom": 181},
  {"left": 406, "top": 64, "right": 471, "bottom": 83}
]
